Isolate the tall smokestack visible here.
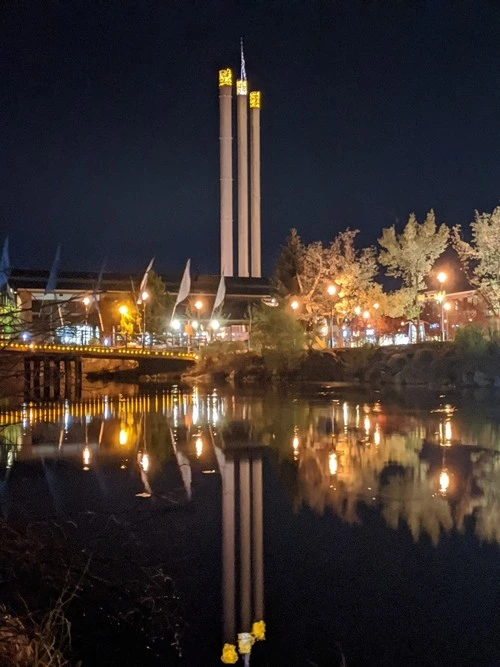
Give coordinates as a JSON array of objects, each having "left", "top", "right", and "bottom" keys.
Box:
[
  {"left": 219, "top": 68, "right": 233, "bottom": 277},
  {"left": 249, "top": 91, "right": 261, "bottom": 278},
  {"left": 236, "top": 41, "right": 249, "bottom": 277}
]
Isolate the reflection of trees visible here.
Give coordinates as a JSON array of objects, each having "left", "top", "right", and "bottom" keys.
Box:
[
  {"left": 380, "top": 467, "right": 452, "bottom": 545},
  {"left": 468, "top": 452, "right": 500, "bottom": 542},
  {"left": 295, "top": 420, "right": 500, "bottom": 546}
]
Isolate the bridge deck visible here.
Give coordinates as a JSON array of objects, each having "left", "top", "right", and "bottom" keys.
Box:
[{"left": 1, "top": 342, "right": 198, "bottom": 362}]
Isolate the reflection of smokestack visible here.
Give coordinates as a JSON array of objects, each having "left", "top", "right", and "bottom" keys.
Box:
[
  {"left": 236, "top": 79, "right": 249, "bottom": 277},
  {"left": 222, "top": 458, "right": 236, "bottom": 642},
  {"left": 252, "top": 458, "right": 264, "bottom": 620},
  {"left": 240, "top": 458, "right": 251, "bottom": 632},
  {"left": 249, "top": 91, "right": 261, "bottom": 277},
  {"left": 219, "top": 69, "right": 233, "bottom": 277}
]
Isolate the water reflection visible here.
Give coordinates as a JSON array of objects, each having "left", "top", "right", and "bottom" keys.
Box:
[
  {"left": 290, "top": 396, "right": 500, "bottom": 545},
  {"left": 2, "top": 388, "right": 500, "bottom": 552}
]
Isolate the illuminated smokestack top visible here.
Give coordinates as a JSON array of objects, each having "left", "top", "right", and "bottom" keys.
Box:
[
  {"left": 237, "top": 80, "right": 248, "bottom": 96},
  {"left": 219, "top": 68, "right": 233, "bottom": 87},
  {"left": 249, "top": 91, "right": 261, "bottom": 109}
]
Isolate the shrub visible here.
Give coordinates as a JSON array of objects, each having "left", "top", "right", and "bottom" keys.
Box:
[{"left": 454, "top": 325, "right": 489, "bottom": 357}]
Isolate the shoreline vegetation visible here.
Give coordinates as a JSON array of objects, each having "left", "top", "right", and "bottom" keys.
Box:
[{"left": 85, "top": 327, "right": 500, "bottom": 392}]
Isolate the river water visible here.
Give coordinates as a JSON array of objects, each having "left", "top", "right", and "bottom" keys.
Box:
[{"left": 2, "top": 383, "right": 500, "bottom": 666}]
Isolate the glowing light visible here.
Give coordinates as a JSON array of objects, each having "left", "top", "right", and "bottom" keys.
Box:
[
  {"left": 364, "top": 415, "right": 370, "bottom": 433},
  {"left": 140, "top": 452, "right": 150, "bottom": 472},
  {"left": 290, "top": 300, "right": 299, "bottom": 311},
  {"left": 437, "top": 272, "right": 447, "bottom": 285},
  {"left": 444, "top": 419, "right": 452, "bottom": 443},
  {"left": 328, "top": 452, "right": 338, "bottom": 476},
  {"left": 118, "top": 305, "right": 128, "bottom": 316},
  {"left": 374, "top": 425, "right": 381, "bottom": 446},
  {"left": 83, "top": 446, "right": 91, "bottom": 469},
  {"left": 195, "top": 437, "right": 203, "bottom": 458},
  {"left": 83, "top": 296, "right": 90, "bottom": 306},
  {"left": 236, "top": 79, "right": 248, "bottom": 95},
  {"left": 249, "top": 91, "right": 261, "bottom": 109},
  {"left": 210, "top": 319, "right": 220, "bottom": 330},
  {"left": 194, "top": 300, "right": 203, "bottom": 311},
  {"left": 192, "top": 320, "right": 199, "bottom": 330},
  {"left": 119, "top": 428, "right": 128, "bottom": 446},
  {"left": 363, "top": 310, "right": 370, "bottom": 320},
  {"left": 439, "top": 469, "right": 450, "bottom": 495},
  {"left": 373, "top": 302, "right": 379, "bottom": 310},
  {"left": 321, "top": 325, "right": 329, "bottom": 336},
  {"left": 354, "top": 306, "right": 361, "bottom": 316},
  {"left": 443, "top": 302, "right": 451, "bottom": 311},
  {"left": 327, "top": 284, "right": 337, "bottom": 296},
  {"left": 219, "top": 68, "right": 232, "bottom": 87},
  {"left": 171, "top": 319, "right": 181, "bottom": 331},
  {"left": 141, "top": 290, "right": 149, "bottom": 302}
]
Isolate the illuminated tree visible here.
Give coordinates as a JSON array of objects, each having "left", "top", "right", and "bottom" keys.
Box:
[
  {"left": 452, "top": 207, "right": 500, "bottom": 320},
  {"left": 291, "top": 229, "right": 379, "bottom": 326},
  {"left": 378, "top": 210, "right": 449, "bottom": 339}
]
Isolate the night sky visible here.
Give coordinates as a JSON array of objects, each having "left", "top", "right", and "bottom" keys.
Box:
[{"left": 1, "top": 1, "right": 499, "bottom": 276}]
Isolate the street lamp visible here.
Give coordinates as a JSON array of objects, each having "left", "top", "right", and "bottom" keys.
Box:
[
  {"left": 327, "top": 285, "right": 337, "bottom": 348},
  {"left": 290, "top": 299, "right": 299, "bottom": 311},
  {"left": 141, "top": 290, "right": 149, "bottom": 349},
  {"left": 435, "top": 272, "right": 448, "bottom": 342},
  {"left": 82, "top": 296, "right": 91, "bottom": 345},
  {"left": 443, "top": 301, "right": 451, "bottom": 341}
]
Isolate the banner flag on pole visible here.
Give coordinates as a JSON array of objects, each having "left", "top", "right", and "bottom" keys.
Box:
[
  {"left": 175, "top": 259, "right": 191, "bottom": 306},
  {"left": 0, "top": 237, "right": 11, "bottom": 289},
  {"left": 45, "top": 245, "right": 61, "bottom": 294},
  {"left": 137, "top": 257, "right": 155, "bottom": 304},
  {"left": 212, "top": 273, "right": 226, "bottom": 314},
  {"left": 170, "top": 259, "right": 191, "bottom": 324}
]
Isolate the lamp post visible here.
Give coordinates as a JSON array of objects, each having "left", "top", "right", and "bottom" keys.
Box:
[
  {"left": 443, "top": 301, "right": 451, "bottom": 341},
  {"left": 82, "top": 296, "right": 90, "bottom": 345},
  {"left": 194, "top": 299, "right": 203, "bottom": 347},
  {"left": 436, "top": 272, "right": 447, "bottom": 342},
  {"left": 141, "top": 290, "right": 149, "bottom": 350},
  {"left": 327, "top": 284, "right": 337, "bottom": 348}
]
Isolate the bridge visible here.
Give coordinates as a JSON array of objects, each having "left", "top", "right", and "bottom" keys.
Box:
[
  {"left": 0, "top": 342, "right": 199, "bottom": 402},
  {"left": 1, "top": 341, "right": 198, "bottom": 362}
]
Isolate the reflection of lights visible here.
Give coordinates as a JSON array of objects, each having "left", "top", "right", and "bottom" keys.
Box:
[
  {"left": 140, "top": 452, "right": 150, "bottom": 472},
  {"left": 7, "top": 450, "right": 14, "bottom": 468},
  {"left": 292, "top": 427, "right": 300, "bottom": 460},
  {"left": 444, "top": 420, "right": 452, "bottom": 443},
  {"left": 374, "top": 425, "right": 381, "bottom": 446},
  {"left": 364, "top": 415, "right": 370, "bottom": 434},
  {"left": 343, "top": 402, "right": 348, "bottom": 430},
  {"left": 83, "top": 446, "right": 91, "bottom": 470},
  {"left": 439, "top": 469, "right": 450, "bottom": 495},
  {"left": 195, "top": 436, "right": 203, "bottom": 458},
  {"left": 328, "top": 452, "right": 338, "bottom": 476},
  {"left": 119, "top": 428, "right": 128, "bottom": 446}
]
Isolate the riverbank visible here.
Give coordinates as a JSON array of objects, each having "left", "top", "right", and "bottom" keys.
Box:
[{"left": 183, "top": 341, "right": 500, "bottom": 390}]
